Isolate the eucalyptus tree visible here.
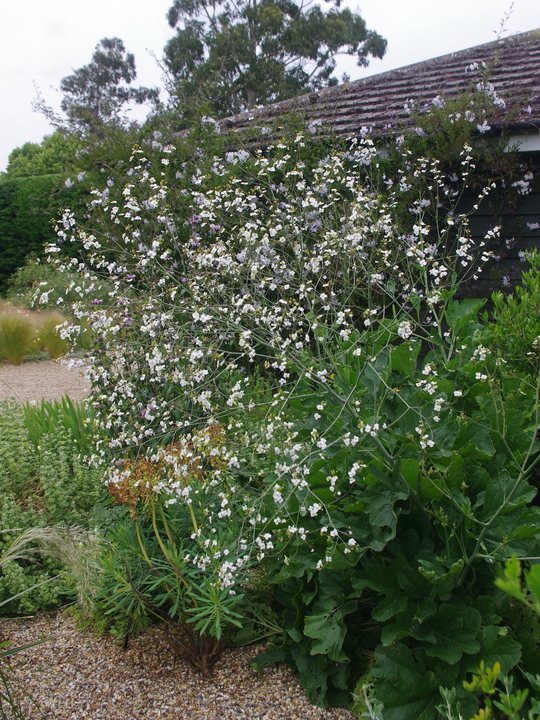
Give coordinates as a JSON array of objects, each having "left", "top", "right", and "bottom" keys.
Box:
[
  {"left": 59, "top": 37, "right": 160, "bottom": 132},
  {"left": 164, "top": 0, "right": 386, "bottom": 116}
]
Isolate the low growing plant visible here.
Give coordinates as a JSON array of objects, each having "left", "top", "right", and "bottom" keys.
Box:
[
  {"left": 92, "top": 424, "right": 256, "bottom": 675},
  {"left": 488, "top": 250, "right": 540, "bottom": 379},
  {"left": 21, "top": 395, "right": 95, "bottom": 454},
  {"left": 0, "top": 524, "right": 99, "bottom": 719},
  {"left": 0, "top": 400, "right": 107, "bottom": 614}
]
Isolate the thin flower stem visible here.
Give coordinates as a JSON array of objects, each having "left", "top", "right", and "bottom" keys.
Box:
[{"left": 150, "top": 500, "right": 194, "bottom": 598}]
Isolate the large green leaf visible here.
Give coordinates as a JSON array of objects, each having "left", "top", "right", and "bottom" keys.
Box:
[
  {"left": 417, "top": 557, "right": 464, "bottom": 585},
  {"left": 400, "top": 458, "right": 443, "bottom": 501},
  {"left": 411, "top": 604, "right": 481, "bottom": 664},
  {"left": 289, "top": 641, "right": 330, "bottom": 705},
  {"left": 466, "top": 624, "right": 522, "bottom": 674},
  {"left": 372, "top": 592, "right": 409, "bottom": 623},
  {"left": 390, "top": 340, "right": 420, "bottom": 378},
  {"left": 444, "top": 298, "right": 486, "bottom": 335},
  {"left": 304, "top": 599, "right": 357, "bottom": 661},
  {"left": 454, "top": 422, "right": 495, "bottom": 458},
  {"left": 478, "top": 472, "right": 536, "bottom": 522},
  {"left": 360, "top": 350, "right": 389, "bottom": 397},
  {"left": 371, "top": 643, "right": 444, "bottom": 720}
]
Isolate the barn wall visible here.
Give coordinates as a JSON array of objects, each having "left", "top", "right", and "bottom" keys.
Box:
[{"left": 463, "top": 151, "right": 540, "bottom": 296}]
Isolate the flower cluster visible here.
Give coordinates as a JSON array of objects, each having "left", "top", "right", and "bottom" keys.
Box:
[{"left": 40, "top": 127, "right": 520, "bottom": 580}]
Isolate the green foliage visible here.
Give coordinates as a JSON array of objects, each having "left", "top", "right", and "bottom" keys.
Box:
[
  {"left": 0, "top": 524, "right": 100, "bottom": 718},
  {"left": 5, "top": 256, "right": 62, "bottom": 307},
  {"left": 91, "top": 426, "right": 256, "bottom": 675},
  {"left": 40, "top": 95, "right": 540, "bottom": 709},
  {"left": 0, "top": 304, "right": 71, "bottom": 363},
  {"left": 257, "top": 306, "right": 540, "bottom": 713},
  {"left": 0, "top": 174, "right": 84, "bottom": 294},
  {"left": 489, "top": 250, "right": 540, "bottom": 377},
  {"left": 164, "top": 0, "right": 386, "bottom": 116},
  {"left": 34, "top": 311, "right": 69, "bottom": 359},
  {"left": 21, "top": 396, "right": 95, "bottom": 454},
  {"left": 496, "top": 557, "right": 540, "bottom": 616},
  {"left": 437, "top": 555, "right": 540, "bottom": 720},
  {"left": 6, "top": 256, "right": 112, "bottom": 327},
  {"left": 0, "top": 400, "right": 106, "bottom": 615},
  {"left": 2, "top": 131, "right": 80, "bottom": 179},
  {"left": 0, "top": 528, "right": 61, "bottom": 720},
  {"left": 58, "top": 38, "right": 159, "bottom": 132}
]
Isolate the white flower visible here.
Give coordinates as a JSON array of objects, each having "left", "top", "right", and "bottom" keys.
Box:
[{"left": 397, "top": 320, "right": 413, "bottom": 340}]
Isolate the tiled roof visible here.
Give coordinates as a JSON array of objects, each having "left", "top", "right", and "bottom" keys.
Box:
[{"left": 219, "top": 29, "right": 540, "bottom": 138}]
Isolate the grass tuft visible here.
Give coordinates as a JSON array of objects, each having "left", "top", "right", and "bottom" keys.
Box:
[{"left": 0, "top": 307, "right": 37, "bottom": 365}]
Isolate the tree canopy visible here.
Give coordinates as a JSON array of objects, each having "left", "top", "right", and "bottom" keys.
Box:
[
  {"left": 2, "top": 131, "right": 80, "bottom": 179},
  {"left": 59, "top": 37, "right": 160, "bottom": 131},
  {"left": 164, "top": 0, "right": 387, "bottom": 117}
]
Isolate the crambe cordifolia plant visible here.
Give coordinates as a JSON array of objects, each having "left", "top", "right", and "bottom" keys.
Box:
[{"left": 41, "top": 130, "right": 540, "bottom": 714}]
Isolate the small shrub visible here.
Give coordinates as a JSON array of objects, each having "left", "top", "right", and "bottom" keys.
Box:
[
  {"left": 92, "top": 425, "right": 252, "bottom": 675},
  {"left": 488, "top": 250, "right": 540, "bottom": 378},
  {"left": 22, "top": 395, "right": 95, "bottom": 454},
  {"left": 4, "top": 256, "right": 62, "bottom": 309}
]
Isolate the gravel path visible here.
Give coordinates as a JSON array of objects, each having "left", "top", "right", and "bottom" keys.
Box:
[
  {"left": 0, "top": 359, "right": 89, "bottom": 403},
  {"left": 3, "top": 612, "right": 357, "bottom": 720}
]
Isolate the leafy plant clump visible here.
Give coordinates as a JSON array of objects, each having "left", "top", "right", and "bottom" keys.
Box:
[
  {"left": 0, "top": 400, "right": 107, "bottom": 615},
  {"left": 489, "top": 250, "right": 540, "bottom": 379},
  {"left": 93, "top": 424, "right": 260, "bottom": 675},
  {"left": 431, "top": 558, "right": 540, "bottom": 720},
  {"left": 34, "top": 311, "right": 69, "bottom": 359},
  {"left": 40, "top": 116, "right": 540, "bottom": 716},
  {"left": 0, "top": 524, "right": 99, "bottom": 719}
]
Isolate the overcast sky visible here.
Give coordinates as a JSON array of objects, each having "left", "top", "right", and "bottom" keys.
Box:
[{"left": 1, "top": 0, "right": 538, "bottom": 172}]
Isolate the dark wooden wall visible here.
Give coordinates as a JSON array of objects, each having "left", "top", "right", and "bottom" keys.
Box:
[{"left": 463, "top": 151, "right": 540, "bottom": 297}]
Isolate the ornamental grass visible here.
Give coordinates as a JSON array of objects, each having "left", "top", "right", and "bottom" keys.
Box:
[{"left": 0, "top": 305, "right": 37, "bottom": 365}]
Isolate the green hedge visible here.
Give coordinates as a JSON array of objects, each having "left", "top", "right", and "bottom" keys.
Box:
[{"left": 0, "top": 174, "right": 84, "bottom": 294}]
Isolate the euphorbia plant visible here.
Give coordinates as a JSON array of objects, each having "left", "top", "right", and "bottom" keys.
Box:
[{"left": 94, "top": 424, "right": 255, "bottom": 675}]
